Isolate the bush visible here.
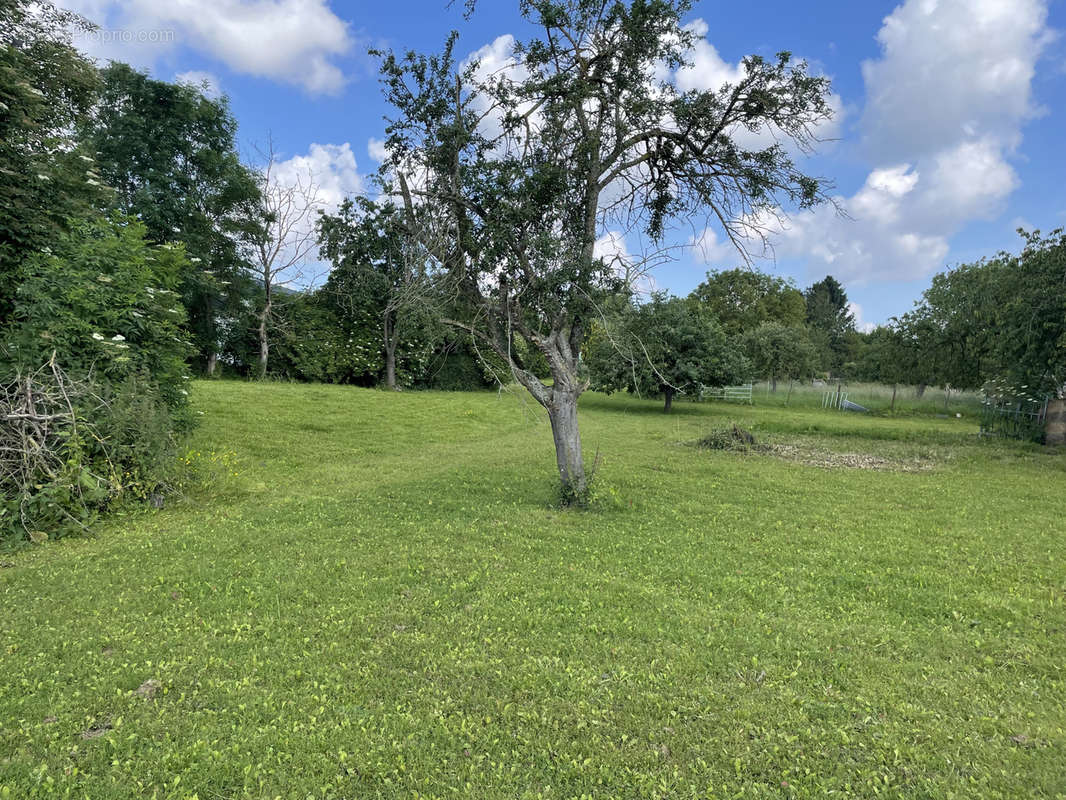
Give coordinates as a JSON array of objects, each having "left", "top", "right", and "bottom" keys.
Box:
[{"left": 0, "top": 214, "right": 194, "bottom": 544}]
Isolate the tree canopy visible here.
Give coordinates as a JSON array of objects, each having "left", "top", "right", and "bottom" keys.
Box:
[
  {"left": 587, "top": 294, "right": 748, "bottom": 412},
  {"left": 376, "top": 0, "right": 836, "bottom": 501}
]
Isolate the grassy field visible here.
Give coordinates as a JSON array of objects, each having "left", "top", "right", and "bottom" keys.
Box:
[
  {"left": 746, "top": 380, "right": 983, "bottom": 416},
  {"left": 2, "top": 381, "right": 1065, "bottom": 799}
]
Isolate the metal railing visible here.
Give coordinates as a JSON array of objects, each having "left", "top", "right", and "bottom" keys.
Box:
[{"left": 699, "top": 383, "right": 753, "bottom": 404}]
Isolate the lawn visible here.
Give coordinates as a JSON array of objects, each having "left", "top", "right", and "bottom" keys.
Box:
[{"left": 2, "top": 381, "right": 1065, "bottom": 799}]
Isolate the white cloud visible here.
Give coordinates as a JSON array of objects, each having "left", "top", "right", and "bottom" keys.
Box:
[
  {"left": 175, "top": 70, "right": 221, "bottom": 99},
  {"left": 674, "top": 20, "right": 746, "bottom": 95},
  {"left": 259, "top": 142, "right": 364, "bottom": 285},
  {"left": 62, "top": 0, "right": 352, "bottom": 94},
  {"left": 273, "top": 142, "right": 363, "bottom": 213},
  {"left": 367, "top": 137, "right": 387, "bottom": 163},
  {"left": 860, "top": 0, "right": 1050, "bottom": 163},
  {"left": 847, "top": 301, "right": 875, "bottom": 334},
  {"left": 690, "top": 227, "right": 739, "bottom": 266},
  {"left": 756, "top": 0, "right": 1051, "bottom": 285},
  {"left": 595, "top": 231, "right": 657, "bottom": 296}
]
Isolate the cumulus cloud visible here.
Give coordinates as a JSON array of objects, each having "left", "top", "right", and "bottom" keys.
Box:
[
  {"left": 273, "top": 142, "right": 363, "bottom": 213},
  {"left": 259, "top": 142, "right": 364, "bottom": 284},
  {"left": 62, "top": 0, "right": 352, "bottom": 94},
  {"left": 712, "top": 0, "right": 1053, "bottom": 286},
  {"left": 673, "top": 18, "right": 844, "bottom": 149}
]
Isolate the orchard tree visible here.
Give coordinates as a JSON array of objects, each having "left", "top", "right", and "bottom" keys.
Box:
[
  {"left": 688, "top": 268, "right": 805, "bottom": 336},
  {"left": 318, "top": 197, "right": 439, "bottom": 390},
  {"left": 992, "top": 229, "right": 1066, "bottom": 396},
  {"left": 587, "top": 294, "right": 748, "bottom": 412},
  {"left": 376, "top": 0, "right": 835, "bottom": 502},
  {"left": 741, "top": 321, "right": 816, "bottom": 392}
]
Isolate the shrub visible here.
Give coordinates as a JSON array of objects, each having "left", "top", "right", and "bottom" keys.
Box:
[{"left": 0, "top": 214, "right": 194, "bottom": 544}]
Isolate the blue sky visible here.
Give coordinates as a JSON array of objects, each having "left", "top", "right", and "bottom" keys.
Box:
[{"left": 63, "top": 0, "right": 1066, "bottom": 329}]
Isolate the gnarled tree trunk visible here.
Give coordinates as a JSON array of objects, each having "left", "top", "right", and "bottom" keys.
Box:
[
  {"left": 547, "top": 388, "right": 586, "bottom": 499},
  {"left": 662, "top": 385, "right": 674, "bottom": 413}
]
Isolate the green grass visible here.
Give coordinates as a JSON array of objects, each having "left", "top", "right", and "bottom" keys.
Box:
[{"left": 2, "top": 381, "right": 1065, "bottom": 799}]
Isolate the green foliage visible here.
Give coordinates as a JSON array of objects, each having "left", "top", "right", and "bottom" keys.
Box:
[
  {"left": 80, "top": 62, "right": 261, "bottom": 370},
  {"left": 587, "top": 294, "right": 749, "bottom": 411},
  {"left": 1, "top": 381, "right": 1064, "bottom": 796},
  {"left": 805, "top": 275, "right": 856, "bottom": 373},
  {"left": 688, "top": 268, "right": 806, "bottom": 336},
  {"left": 988, "top": 229, "right": 1066, "bottom": 395},
  {"left": 268, "top": 294, "right": 383, "bottom": 385},
  {"left": 887, "top": 229, "right": 1066, "bottom": 397},
  {"left": 0, "top": 214, "right": 194, "bottom": 542},
  {"left": 0, "top": 0, "right": 102, "bottom": 322},
  {"left": 740, "top": 321, "right": 817, "bottom": 389},
  {"left": 3, "top": 213, "right": 193, "bottom": 400},
  {"left": 318, "top": 197, "right": 440, "bottom": 388}
]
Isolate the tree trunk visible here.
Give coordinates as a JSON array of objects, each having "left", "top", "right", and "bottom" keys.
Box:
[
  {"left": 786, "top": 379, "right": 794, "bottom": 406},
  {"left": 662, "top": 386, "right": 674, "bottom": 413},
  {"left": 547, "top": 388, "right": 587, "bottom": 503},
  {"left": 385, "top": 345, "right": 397, "bottom": 391},
  {"left": 257, "top": 302, "right": 270, "bottom": 379},
  {"left": 206, "top": 352, "right": 217, "bottom": 377},
  {"left": 891, "top": 382, "right": 897, "bottom": 413},
  {"left": 771, "top": 376, "right": 778, "bottom": 393},
  {"left": 916, "top": 382, "right": 927, "bottom": 399},
  {"left": 384, "top": 316, "right": 398, "bottom": 391}
]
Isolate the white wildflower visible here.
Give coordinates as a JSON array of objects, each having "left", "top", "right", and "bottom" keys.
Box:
[
  {"left": 96, "top": 274, "right": 112, "bottom": 283},
  {"left": 91, "top": 332, "right": 105, "bottom": 341},
  {"left": 111, "top": 334, "right": 125, "bottom": 341}
]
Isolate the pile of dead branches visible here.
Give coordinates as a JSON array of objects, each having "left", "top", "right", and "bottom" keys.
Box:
[{"left": 1, "top": 354, "right": 109, "bottom": 540}]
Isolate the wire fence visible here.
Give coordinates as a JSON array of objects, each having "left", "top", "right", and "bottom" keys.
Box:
[{"left": 980, "top": 395, "right": 1049, "bottom": 441}]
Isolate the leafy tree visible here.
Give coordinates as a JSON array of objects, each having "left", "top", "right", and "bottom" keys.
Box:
[
  {"left": 804, "top": 275, "right": 855, "bottom": 373},
  {"left": 993, "top": 229, "right": 1066, "bottom": 396},
  {"left": 688, "top": 268, "right": 805, "bottom": 336},
  {"left": 741, "top": 321, "right": 816, "bottom": 392},
  {"left": 377, "top": 0, "right": 835, "bottom": 502},
  {"left": 80, "top": 63, "right": 261, "bottom": 373},
  {"left": 0, "top": 0, "right": 102, "bottom": 322},
  {"left": 897, "top": 229, "right": 1066, "bottom": 398},
  {"left": 318, "top": 197, "right": 439, "bottom": 390},
  {"left": 588, "top": 294, "right": 748, "bottom": 412}
]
